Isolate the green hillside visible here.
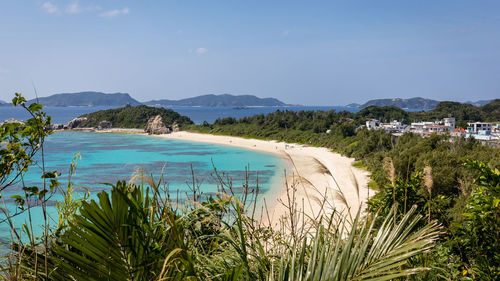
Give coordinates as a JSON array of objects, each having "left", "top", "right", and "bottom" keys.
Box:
[
  {"left": 145, "top": 94, "right": 287, "bottom": 107},
  {"left": 77, "top": 105, "right": 193, "bottom": 128},
  {"left": 360, "top": 97, "right": 440, "bottom": 109},
  {"left": 359, "top": 99, "right": 500, "bottom": 123}
]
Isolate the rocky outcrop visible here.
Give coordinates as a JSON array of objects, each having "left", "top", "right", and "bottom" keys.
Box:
[
  {"left": 144, "top": 115, "right": 171, "bottom": 135},
  {"left": 98, "top": 120, "right": 112, "bottom": 130},
  {"left": 66, "top": 117, "right": 88, "bottom": 129},
  {"left": 172, "top": 122, "right": 179, "bottom": 132},
  {"left": 1, "top": 119, "right": 24, "bottom": 132},
  {"left": 49, "top": 123, "right": 65, "bottom": 130},
  {"left": 1, "top": 118, "right": 24, "bottom": 126}
]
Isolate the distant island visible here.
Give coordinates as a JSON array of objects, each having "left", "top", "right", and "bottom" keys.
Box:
[
  {"left": 465, "top": 100, "right": 494, "bottom": 107},
  {"left": 348, "top": 97, "right": 440, "bottom": 110},
  {"left": 347, "top": 97, "right": 493, "bottom": 110},
  {"left": 0, "top": 92, "right": 288, "bottom": 107},
  {"left": 26, "top": 92, "right": 141, "bottom": 107},
  {"left": 145, "top": 94, "right": 287, "bottom": 107},
  {"left": 2, "top": 92, "right": 494, "bottom": 110}
]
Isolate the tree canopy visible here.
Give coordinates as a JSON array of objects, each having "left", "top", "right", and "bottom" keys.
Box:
[{"left": 79, "top": 105, "right": 193, "bottom": 129}]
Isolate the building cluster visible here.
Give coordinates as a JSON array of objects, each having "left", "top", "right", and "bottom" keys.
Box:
[{"left": 365, "top": 117, "right": 500, "bottom": 142}]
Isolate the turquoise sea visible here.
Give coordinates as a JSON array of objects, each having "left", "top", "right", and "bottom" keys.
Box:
[
  {"left": 0, "top": 131, "right": 287, "bottom": 246},
  {"left": 0, "top": 105, "right": 359, "bottom": 124}
]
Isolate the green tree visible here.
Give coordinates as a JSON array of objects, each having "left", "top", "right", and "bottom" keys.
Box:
[
  {"left": 0, "top": 93, "right": 58, "bottom": 280},
  {"left": 1, "top": 93, "right": 53, "bottom": 195},
  {"left": 452, "top": 160, "right": 500, "bottom": 279}
]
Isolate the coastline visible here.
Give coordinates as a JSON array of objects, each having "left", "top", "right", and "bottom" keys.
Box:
[
  {"left": 155, "top": 131, "right": 371, "bottom": 227},
  {"left": 56, "top": 128, "right": 371, "bottom": 227}
]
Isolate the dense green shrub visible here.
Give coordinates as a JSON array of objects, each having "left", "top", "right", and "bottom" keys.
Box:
[
  {"left": 79, "top": 105, "right": 193, "bottom": 129},
  {"left": 450, "top": 160, "right": 500, "bottom": 279}
]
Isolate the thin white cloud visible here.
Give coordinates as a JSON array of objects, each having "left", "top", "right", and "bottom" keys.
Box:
[
  {"left": 100, "top": 7, "right": 130, "bottom": 18},
  {"left": 42, "top": 2, "right": 59, "bottom": 14},
  {"left": 282, "top": 30, "right": 290, "bottom": 36},
  {"left": 195, "top": 47, "right": 208, "bottom": 55},
  {"left": 41, "top": 2, "right": 114, "bottom": 17},
  {"left": 66, "top": 2, "right": 81, "bottom": 14}
]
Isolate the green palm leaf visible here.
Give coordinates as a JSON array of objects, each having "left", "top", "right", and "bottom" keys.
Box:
[
  {"left": 52, "top": 181, "right": 193, "bottom": 281},
  {"left": 270, "top": 206, "right": 441, "bottom": 281}
]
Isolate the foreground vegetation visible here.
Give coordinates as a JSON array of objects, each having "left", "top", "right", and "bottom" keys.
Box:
[
  {"left": 3, "top": 176, "right": 443, "bottom": 280},
  {"left": 190, "top": 106, "right": 500, "bottom": 280},
  {"left": 1, "top": 94, "right": 499, "bottom": 280}
]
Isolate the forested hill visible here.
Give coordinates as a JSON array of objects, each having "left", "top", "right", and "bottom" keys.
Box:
[
  {"left": 145, "top": 94, "right": 287, "bottom": 107},
  {"left": 203, "top": 99, "right": 499, "bottom": 136},
  {"left": 358, "top": 97, "right": 440, "bottom": 110},
  {"left": 349, "top": 97, "right": 494, "bottom": 111},
  {"left": 412, "top": 100, "right": 500, "bottom": 122},
  {"left": 27, "top": 92, "right": 141, "bottom": 107},
  {"left": 76, "top": 105, "right": 193, "bottom": 129},
  {"left": 358, "top": 99, "right": 500, "bottom": 123},
  {"left": 479, "top": 99, "right": 500, "bottom": 121}
]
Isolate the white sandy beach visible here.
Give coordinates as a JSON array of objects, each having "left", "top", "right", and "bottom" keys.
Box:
[{"left": 156, "top": 131, "right": 371, "bottom": 228}]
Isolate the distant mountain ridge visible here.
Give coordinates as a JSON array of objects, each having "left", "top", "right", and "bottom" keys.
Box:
[
  {"left": 145, "top": 94, "right": 287, "bottom": 107},
  {"left": 465, "top": 100, "right": 493, "bottom": 107},
  {"left": 358, "top": 97, "right": 439, "bottom": 110},
  {"left": 1, "top": 92, "right": 287, "bottom": 107},
  {"left": 28, "top": 92, "right": 141, "bottom": 107},
  {"left": 348, "top": 97, "right": 493, "bottom": 110}
]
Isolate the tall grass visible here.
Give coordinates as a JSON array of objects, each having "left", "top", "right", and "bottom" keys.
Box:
[{"left": 1, "top": 156, "right": 442, "bottom": 280}]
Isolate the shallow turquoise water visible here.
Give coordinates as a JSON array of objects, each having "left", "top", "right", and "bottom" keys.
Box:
[{"left": 0, "top": 132, "right": 286, "bottom": 246}]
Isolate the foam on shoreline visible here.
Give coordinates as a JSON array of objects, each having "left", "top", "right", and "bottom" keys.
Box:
[
  {"left": 70, "top": 128, "right": 372, "bottom": 226},
  {"left": 155, "top": 131, "right": 371, "bottom": 227}
]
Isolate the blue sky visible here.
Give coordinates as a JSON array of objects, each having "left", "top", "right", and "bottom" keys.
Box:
[{"left": 0, "top": 1, "right": 499, "bottom": 105}]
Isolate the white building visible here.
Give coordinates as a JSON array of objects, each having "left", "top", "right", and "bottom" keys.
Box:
[
  {"left": 410, "top": 117, "right": 456, "bottom": 134},
  {"left": 366, "top": 119, "right": 379, "bottom": 130},
  {"left": 443, "top": 117, "right": 455, "bottom": 131},
  {"left": 467, "top": 122, "right": 492, "bottom": 133},
  {"left": 381, "top": 120, "right": 407, "bottom": 133},
  {"left": 428, "top": 124, "right": 452, "bottom": 133},
  {"left": 465, "top": 131, "right": 492, "bottom": 141},
  {"left": 410, "top": 122, "right": 435, "bottom": 133}
]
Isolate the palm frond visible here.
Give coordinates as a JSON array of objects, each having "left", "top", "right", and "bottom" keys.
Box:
[{"left": 269, "top": 206, "right": 441, "bottom": 281}]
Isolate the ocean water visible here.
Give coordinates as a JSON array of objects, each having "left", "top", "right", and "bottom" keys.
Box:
[
  {"left": 0, "top": 105, "right": 359, "bottom": 124},
  {"left": 0, "top": 131, "right": 287, "bottom": 246}
]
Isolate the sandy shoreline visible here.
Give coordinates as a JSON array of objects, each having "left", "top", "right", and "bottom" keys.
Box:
[
  {"left": 58, "top": 128, "right": 371, "bottom": 226},
  {"left": 155, "top": 131, "right": 371, "bottom": 227}
]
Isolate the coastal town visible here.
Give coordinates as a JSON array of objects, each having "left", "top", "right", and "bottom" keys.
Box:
[{"left": 366, "top": 117, "right": 500, "bottom": 143}]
